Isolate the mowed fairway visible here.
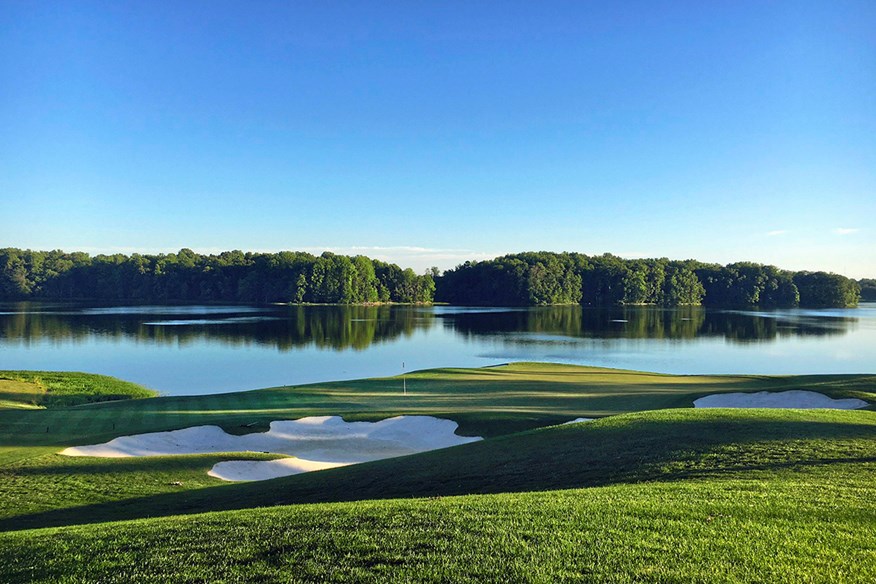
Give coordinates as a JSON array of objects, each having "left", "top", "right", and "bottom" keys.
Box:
[
  {"left": 1, "top": 409, "right": 875, "bottom": 583},
  {"left": 3, "top": 362, "right": 874, "bottom": 450},
  {"left": 1, "top": 363, "right": 874, "bottom": 582}
]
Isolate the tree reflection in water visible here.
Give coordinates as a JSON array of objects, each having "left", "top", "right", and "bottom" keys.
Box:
[{"left": 0, "top": 303, "right": 857, "bottom": 351}]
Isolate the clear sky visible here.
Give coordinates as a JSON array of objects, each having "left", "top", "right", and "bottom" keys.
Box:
[{"left": 1, "top": 1, "right": 874, "bottom": 277}]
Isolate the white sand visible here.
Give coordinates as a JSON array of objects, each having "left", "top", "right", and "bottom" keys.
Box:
[
  {"left": 561, "top": 417, "right": 594, "bottom": 425},
  {"left": 208, "top": 458, "right": 350, "bottom": 482},
  {"left": 61, "top": 415, "right": 481, "bottom": 482},
  {"left": 693, "top": 390, "right": 868, "bottom": 410}
]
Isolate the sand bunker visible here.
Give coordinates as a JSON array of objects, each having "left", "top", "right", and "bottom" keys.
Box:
[
  {"left": 562, "top": 417, "right": 594, "bottom": 425},
  {"left": 61, "top": 415, "right": 481, "bottom": 482},
  {"left": 208, "top": 458, "right": 350, "bottom": 482},
  {"left": 693, "top": 391, "right": 868, "bottom": 410}
]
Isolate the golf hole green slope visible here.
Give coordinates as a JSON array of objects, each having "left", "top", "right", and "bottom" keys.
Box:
[
  {"left": 2, "top": 363, "right": 873, "bottom": 450},
  {"left": 0, "top": 364, "right": 873, "bottom": 582},
  {"left": 1, "top": 407, "right": 874, "bottom": 583},
  {"left": 3, "top": 407, "right": 874, "bottom": 530}
]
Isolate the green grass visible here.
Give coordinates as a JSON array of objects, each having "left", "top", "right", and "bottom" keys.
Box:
[
  {"left": 0, "top": 378, "right": 45, "bottom": 409},
  {"left": 0, "top": 363, "right": 874, "bottom": 581},
  {"left": 2, "top": 363, "right": 873, "bottom": 452},
  {"left": 5, "top": 478, "right": 874, "bottom": 583},
  {"left": 0, "top": 370, "right": 156, "bottom": 409},
  {"left": 3, "top": 407, "right": 874, "bottom": 532},
  {"left": 0, "top": 451, "right": 285, "bottom": 523},
  {"left": 0, "top": 363, "right": 873, "bottom": 529},
  {"left": 1, "top": 415, "right": 874, "bottom": 582}
]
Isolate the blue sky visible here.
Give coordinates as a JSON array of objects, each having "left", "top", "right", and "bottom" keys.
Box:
[{"left": 1, "top": 1, "right": 874, "bottom": 276}]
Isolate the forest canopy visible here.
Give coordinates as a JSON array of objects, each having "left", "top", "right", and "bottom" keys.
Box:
[
  {"left": 436, "top": 252, "right": 860, "bottom": 308},
  {"left": 0, "top": 248, "right": 862, "bottom": 308},
  {"left": 858, "top": 279, "right": 876, "bottom": 302},
  {"left": 0, "top": 248, "right": 434, "bottom": 305}
]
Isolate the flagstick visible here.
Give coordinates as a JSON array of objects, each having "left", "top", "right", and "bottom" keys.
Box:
[{"left": 403, "top": 361, "right": 406, "bottom": 396}]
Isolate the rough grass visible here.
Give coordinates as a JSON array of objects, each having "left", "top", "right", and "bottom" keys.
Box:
[
  {"left": 1, "top": 462, "right": 873, "bottom": 583},
  {"left": 0, "top": 370, "right": 156, "bottom": 408},
  {"left": 0, "top": 378, "right": 45, "bottom": 409}
]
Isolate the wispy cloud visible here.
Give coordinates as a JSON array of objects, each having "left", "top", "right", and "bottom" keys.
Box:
[
  {"left": 303, "top": 246, "right": 501, "bottom": 271},
  {"left": 14, "top": 245, "right": 698, "bottom": 269},
  {"left": 73, "top": 246, "right": 193, "bottom": 255},
  {"left": 68, "top": 245, "right": 502, "bottom": 272},
  {"left": 766, "top": 230, "right": 788, "bottom": 237},
  {"left": 833, "top": 228, "right": 860, "bottom": 236}
]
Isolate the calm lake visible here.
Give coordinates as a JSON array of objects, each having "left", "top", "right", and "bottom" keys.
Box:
[{"left": 1, "top": 302, "right": 874, "bottom": 396}]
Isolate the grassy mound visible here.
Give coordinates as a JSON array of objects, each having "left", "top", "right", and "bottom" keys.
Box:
[
  {"left": 0, "top": 363, "right": 873, "bottom": 581},
  {"left": 1, "top": 453, "right": 873, "bottom": 582},
  {"left": 0, "top": 364, "right": 872, "bottom": 532},
  {"left": 0, "top": 371, "right": 156, "bottom": 409},
  {"left": 3, "top": 408, "right": 873, "bottom": 532}
]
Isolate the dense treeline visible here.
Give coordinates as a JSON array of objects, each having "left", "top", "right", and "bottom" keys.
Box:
[
  {"left": 0, "top": 248, "right": 434, "bottom": 304},
  {"left": 436, "top": 252, "right": 861, "bottom": 308},
  {"left": 859, "top": 279, "right": 876, "bottom": 302},
  {"left": 0, "top": 248, "right": 862, "bottom": 307}
]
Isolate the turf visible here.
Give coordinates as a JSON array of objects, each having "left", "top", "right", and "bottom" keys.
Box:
[
  {"left": 0, "top": 364, "right": 874, "bottom": 581},
  {"left": 2, "top": 435, "right": 874, "bottom": 582},
  {"left": 3, "top": 408, "right": 874, "bottom": 533},
  {"left": 2, "top": 363, "right": 873, "bottom": 452},
  {"left": 0, "top": 451, "right": 285, "bottom": 523},
  {"left": 0, "top": 370, "right": 156, "bottom": 409},
  {"left": 0, "top": 363, "right": 873, "bottom": 532}
]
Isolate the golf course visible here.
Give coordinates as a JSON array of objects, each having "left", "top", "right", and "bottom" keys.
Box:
[
  {"left": 1, "top": 362, "right": 874, "bottom": 582},
  {"left": 5, "top": 0, "right": 875, "bottom": 580}
]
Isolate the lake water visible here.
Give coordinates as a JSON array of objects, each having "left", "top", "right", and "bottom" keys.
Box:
[{"left": 1, "top": 302, "right": 874, "bottom": 395}]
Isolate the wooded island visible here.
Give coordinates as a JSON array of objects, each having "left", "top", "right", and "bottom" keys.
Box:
[{"left": 0, "top": 248, "right": 863, "bottom": 308}]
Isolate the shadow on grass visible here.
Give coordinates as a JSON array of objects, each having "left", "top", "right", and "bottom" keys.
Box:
[
  {"left": 7, "top": 452, "right": 283, "bottom": 477},
  {"left": 3, "top": 410, "right": 875, "bottom": 532}
]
